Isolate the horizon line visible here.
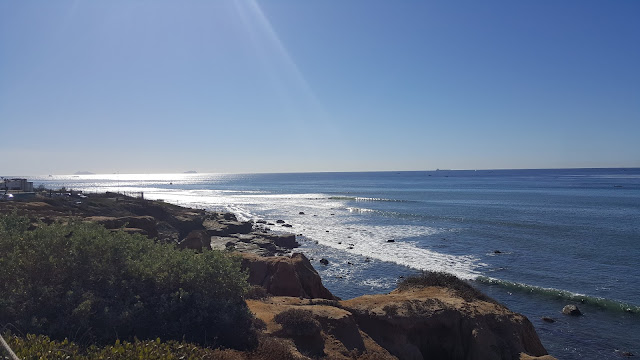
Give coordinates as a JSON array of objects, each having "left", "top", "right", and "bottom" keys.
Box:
[{"left": 4, "top": 166, "right": 640, "bottom": 178}]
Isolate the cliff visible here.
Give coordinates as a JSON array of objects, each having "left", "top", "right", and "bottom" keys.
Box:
[
  {"left": 246, "top": 286, "right": 553, "bottom": 360},
  {"left": 0, "top": 194, "right": 555, "bottom": 359}
]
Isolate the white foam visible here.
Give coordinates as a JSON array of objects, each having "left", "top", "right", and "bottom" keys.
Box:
[{"left": 43, "top": 181, "right": 483, "bottom": 280}]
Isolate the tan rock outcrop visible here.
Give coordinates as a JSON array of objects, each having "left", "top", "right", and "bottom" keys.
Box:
[
  {"left": 241, "top": 253, "right": 337, "bottom": 300},
  {"left": 341, "top": 287, "right": 550, "bottom": 360}
]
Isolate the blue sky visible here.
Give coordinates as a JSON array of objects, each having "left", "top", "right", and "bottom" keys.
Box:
[{"left": 1, "top": 0, "right": 639, "bottom": 175}]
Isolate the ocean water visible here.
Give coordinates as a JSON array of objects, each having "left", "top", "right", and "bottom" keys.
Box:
[{"left": 31, "top": 168, "right": 640, "bottom": 359}]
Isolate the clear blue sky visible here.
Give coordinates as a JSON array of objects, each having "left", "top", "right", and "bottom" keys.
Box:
[{"left": 1, "top": 0, "right": 639, "bottom": 175}]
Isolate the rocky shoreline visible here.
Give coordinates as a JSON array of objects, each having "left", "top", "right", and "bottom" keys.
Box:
[{"left": 0, "top": 193, "right": 555, "bottom": 359}]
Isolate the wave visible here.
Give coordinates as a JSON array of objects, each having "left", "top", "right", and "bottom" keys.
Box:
[
  {"left": 328, "top": 196, "right": 413, "bottom": 203},
  {"left": 476, "top": 276, "right": 640, "bottom": 315}
]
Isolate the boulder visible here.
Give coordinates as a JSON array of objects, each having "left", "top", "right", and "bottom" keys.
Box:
[
  {"left": 240, "top": 253, "right": 336, "bottom": 300},
  {"left": 562, "top": 305, "right": 582, "bottom": 316},
  {"left": 260, "top": 233, "right": 300, "bottom": 249},
  {"left": 204, "top": 219, "right": 253, "bottom": 236}
]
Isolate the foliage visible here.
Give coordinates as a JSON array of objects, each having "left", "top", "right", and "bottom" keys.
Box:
[
  {"left": 397, "top": 271, "right": 498, "bottom": 304},
  {"left": 2, "top": 333, "right": 311, "bottom": 360},
  {"left": 244, "top": 285, "right": 269, "bottom": 300},
  {"left": 273, "top": 309, "right": 321, "bottom": 337},
  {"left": 0, "top": 213, "right": 255, "bottom": 349},
  {"left": 2, "top": 333, "right": 245, "bottom": 360}
]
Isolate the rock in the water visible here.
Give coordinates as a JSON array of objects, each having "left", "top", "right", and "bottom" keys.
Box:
[
  {"left": 541, "top": 317, "right": 555, "bottom": 323},
  {"left": 282, "top": 223, "right": 293, "bottom": 227},
  {"left": 276, "top": 219, "right": 285, "bottom": 224},
  {"left": 494, "top": 250, "right": 502, "bottom": 254},
  {"left": 299, "top": 211, "right": 305, "bottom": 215},
  {"left": 562, "top": 304, "right": 582, "bottom": 316},
  {"left": 320, "top": 258, "right": 329, "bottom": 265},
  {"left": 386, "top": 239, "right": 395, "bottom": 243}
]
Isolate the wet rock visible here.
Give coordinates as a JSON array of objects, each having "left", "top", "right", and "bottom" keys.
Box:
[
  {"left": 562, "top": 304, "right": 582, "bottom": 316},
  {"left": 320, "top": 258, "right": 329, "bottom": 265},
  {"left": 541, "top": 317, "right": 555, "bottom": 323},
  {"left": 387, "top": 239, "right": 395, "bottom": 243},
  {"left": 276, "top": 219, "right": 285, "bottom": 224},
  {"left": 282, "top": 223, "right": 293, "bottom": 228},
  {"left": 299, "top": 212, "right": 305, "bottom": 215},
  {"left": 494, "top": 250, "right": 502, "bottom": 254}
]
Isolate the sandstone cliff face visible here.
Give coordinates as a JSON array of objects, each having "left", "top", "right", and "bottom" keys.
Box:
[
  {"left": 247, "top": 287, "right": 554, "bottom": 360},
  {"left": 341, "top": 287, "right": 548, "bottom": 360},
  {"left": 241, "top": 253, "right": 336, "bottom": 300}
]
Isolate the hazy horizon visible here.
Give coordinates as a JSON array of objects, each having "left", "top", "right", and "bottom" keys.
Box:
[
  {"left": 3, "top": 166, "right": 640, "bottom": 178},
  {"left": 2, "top": 1, "right": 639, "bottom": 175}
]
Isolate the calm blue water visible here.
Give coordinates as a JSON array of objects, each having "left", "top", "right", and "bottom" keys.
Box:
[{"left": 30, "top": 168, "right": 640, "bottom": 359}]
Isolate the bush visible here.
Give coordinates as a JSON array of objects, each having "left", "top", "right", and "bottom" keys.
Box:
[
  {"left": 273, "top": 309, "right": 321, "bottom": 337},
  {"left": 245, "top": 285, "right": 269, "bottom": 300},
  {"left": 248, "top": 337, "right": 299, "bottom": 360},
  {"left": 0, "top": 213, "right": 255, "bottom": 349},
  {"left": 2, "top": 333, "right": 245, "bottom": 360},
  {"left": 397, "top": 271, "right": 498, "bottom": 304}
]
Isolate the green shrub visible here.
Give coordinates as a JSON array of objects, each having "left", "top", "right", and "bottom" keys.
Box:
[
  {"left": 245, "top": 285, "right": 269, "bottom": 300},
  {"left": 397, "top": 271, "right": 498, "bottom": 304},
  {"left": 0, "top": 213, "right": 255, "bottom": 349},
  {"left": 2, "top": 333, "right": 245, "bottom": 360},
  {"left": 273, "top": 309, "right": 321, "bottom": 337}
]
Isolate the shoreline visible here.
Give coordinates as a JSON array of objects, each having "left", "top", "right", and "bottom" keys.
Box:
[{"left": 1, "top": 191, "right": 555, "bottom": 359}]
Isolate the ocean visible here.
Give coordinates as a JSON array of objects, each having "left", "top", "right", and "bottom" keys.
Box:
[{"left": 31, "top": 168, "right": 640, "bottom": 359}]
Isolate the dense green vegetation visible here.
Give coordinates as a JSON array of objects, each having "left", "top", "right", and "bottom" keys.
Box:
[
  {"left": 2, "top": 333, "right": 301, "bottom": 360},
  {"left": 273, "top": 309, "right": 321, "bottom": 337},
  {"left": 0, "top": 213, "right": 255, "bottom": 350}
]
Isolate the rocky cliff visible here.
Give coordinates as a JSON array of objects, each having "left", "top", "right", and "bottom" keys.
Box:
[
  {"left": 247, "top": 286, "right": 554, "bottom": 360},
  {"left": 1, "top": 194, "right": 555, "bottom": 359}
]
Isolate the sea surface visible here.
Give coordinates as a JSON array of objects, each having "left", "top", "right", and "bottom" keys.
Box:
[{"left": 30, "top": 168, "right": 640, "bottom": 359}]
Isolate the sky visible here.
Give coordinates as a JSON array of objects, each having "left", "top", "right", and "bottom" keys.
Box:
[{"left": 1, "top": 0, "right": 639, "bottom": 175}]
